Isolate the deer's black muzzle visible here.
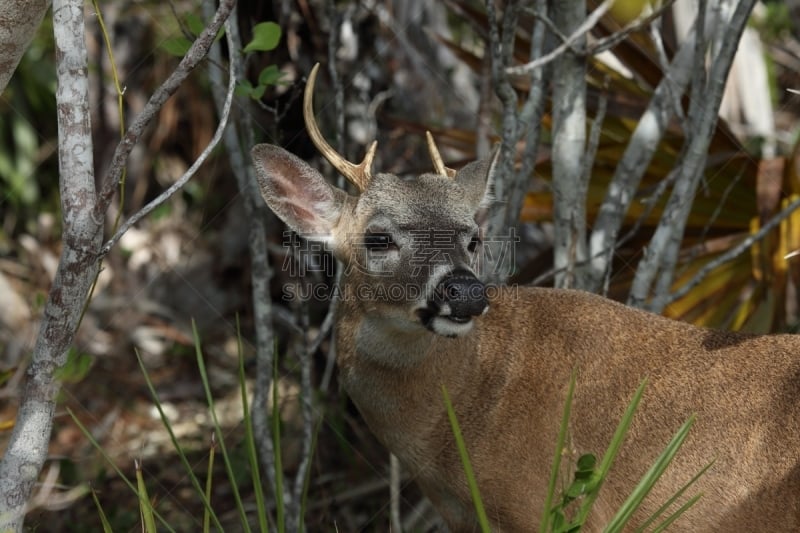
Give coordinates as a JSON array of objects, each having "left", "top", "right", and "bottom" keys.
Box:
[{"left": 433, "top": 271, "right": 488, "bottom": 320}]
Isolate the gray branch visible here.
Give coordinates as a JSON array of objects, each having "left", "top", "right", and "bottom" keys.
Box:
[
  {"left": 203, "top": 0, "right": 281, "bottom": 512},
  {"left": 0, "top": 1, "right": 101, "bottom": 528},
  {"left": 485, "top": 0, "right": 520, "bottom": 260},
  {"left": 0, "top": 2, "right": 236, "bottom": 529},
  {"left": 485, "top": 0, "right": 547, "bottom": 284},
  {"left": 586, "top": 24, "right": 698, "bottom": 292},
  {"left": 667, "top": 196, "right": 800, "bottom": 305},
  {"left": 507, "top": 0, "right": 547, "bottom": 242},
  {"left": 95, "top": 0, "right": 235, "bottom": 218},
  {"left": 628, "top": 0, "right": 757, "bottom": 310},
  {"left": 550, "top": 0, "right": 588, "bottom": 289},
  {"left": 505, "top": 0, "right": 613, "bottom": 76},
  {"left": 100, "top": 65, "right": 235, "bottom": 254}
]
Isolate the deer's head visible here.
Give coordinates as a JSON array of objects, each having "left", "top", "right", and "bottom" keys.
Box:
[{"left": 252, "top": 65, "right": 497, "bottom": 339}]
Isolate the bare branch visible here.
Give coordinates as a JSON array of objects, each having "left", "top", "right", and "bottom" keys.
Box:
[
  {"left": 550, "top": 0, "right": 589, "bottom": 289},
  {"left": 202, "top": 0, "right": 280, "bottom": 508},
  {"left": 94, "top": 0, "right": 236, "bottom": 219},
  {"left": 0, "top": 3, "right": 237, "bottom": 529},
  {"left": 485, "top": 0, "right": 543, "bottom": 284},
  {"left": 505, "top": 0, "right": 613, "bottom": 76},
  {"left": 515, "top": 0, "right": 548, "bottom": 171},
  {"left": 99, "top": 55, "right": 236, "bottom": 255},
  {"left": 582, "top": 80, "right": 608, "bottom": 186},
  {"left": 290, "top": 303, "right": 314, "bottom": 530},
  {"left": 629, "top": 0, "right": 758, "bottom": 310},
  {"left": 0, "top": 0, "right": 101, "bottom": 528},
  {"left": 586, "top": 26, "right": 698, "bottom": 292},
  {"left": 588, "top": 0, "right": 677, "bottom": 55},
  {"left": 667, "top": 196, "right": 800, "bottom": 305}
]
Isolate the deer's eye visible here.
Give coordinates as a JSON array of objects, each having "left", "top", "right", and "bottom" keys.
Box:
[
  {"left": 364, "top": 231, "right": 397, "bottom": 251},
  {"left": 468, "top": 235, "right": 481, "bottom": 253}
]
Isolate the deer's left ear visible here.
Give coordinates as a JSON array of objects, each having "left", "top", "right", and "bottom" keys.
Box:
[
  {"left": 455, "top": 147, "right": 499, "bottom": 228},
  {"left": 252, "top": 144, "right": 347, "bottom": 243}
]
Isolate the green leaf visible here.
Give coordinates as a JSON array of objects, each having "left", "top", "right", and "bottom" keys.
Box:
[
  {"left": 258, "top": 64, "right": 286, "bottom": 87},
  {"left": 251, "top": 84, "right": 266, "bottom": 100},
  {"left": 565, "top": 479, "right": 589, "bottom": 499},
  {"left": 161, "top": 36, "right": 192, "bottom": 57},
  {"left": 243, "top": 21, "right": 281, "bottom": 53},
  {"left": 185, "top": 13, "right": 205, "bottom": 36},
  {"left": 576, "top": 454, "right": 596, "bottom": 477},
  {"left": 235, "top": 80, "right": 255, "bottom": 98}
]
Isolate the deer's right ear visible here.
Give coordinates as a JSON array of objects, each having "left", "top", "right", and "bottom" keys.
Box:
[{"left": 251, "top": 144, "right": 346, "bottom": 242}]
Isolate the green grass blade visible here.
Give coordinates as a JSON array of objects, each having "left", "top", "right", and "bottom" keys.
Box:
[
  {"left": 650, "top": 493, "right": 703, "bottom": 533},
  {"left": 192, "top": 320, "right": 253, "bottom": 532},
  {"left": 604, "top": 415, "right": 696, "bottom": 533},
  {"left": 574, "top": 378, "right": 648, "bottom": 526},
  {"left": 299, "top": 418, "right": 322, "bottom": 533},
  {"left": 203, "top": 434, "right": 216, "bottom": 533},
  {"left": 67, "top": 408, "right": 176, "bottom": 533},
  {"left": 441, "top": 384, "right": 490, "bottom": 533},
  {"left": 89, "top": 485, "right": 113, "bottom": 533},
  {"left": 136, "top": 459, "right": 157, "bottom": 533},
  {"left": 135, "top": 350, "right": 225, "bottom": 532},
  {"left": 540, "top": 370, "right": 577, "bottom": 533},
  {"left": 635, "top": 458, "right": 715, "bottom": 532},
  {"left": 236, "top": 315, "right": 270, "bottom": 533}
]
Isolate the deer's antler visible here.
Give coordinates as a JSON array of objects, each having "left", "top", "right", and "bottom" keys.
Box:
[
  {"left": 425, "top": 131, "right": 456, "bottom": 178},
  {"left": 304, "top": 63, "right": 376, "bottom": 192}
]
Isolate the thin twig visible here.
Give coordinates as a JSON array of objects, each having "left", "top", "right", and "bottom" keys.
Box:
[
  {"left": 532, "top": 168, "right": 679, "bottom": 289},
  {"left": 667, "top": 195, "right": 800, "bottom": 305},
  {"left": 515, "top": 0, "right": 548, "bottom": 162},
  {"left": 521, "top": 7, "right": 574, "bottom": 52},
  {"left": 589, "top": 0, "right": 677, "bottom": 55},
  {"left": 582, "top": 80, "right": 608, "bottom": 185},
  {"left": 631, "top": 0, "right": 757, "bottom": 311},
  {"left": 485, "top": 0, "right": 522, "bottom": 282},
  {"left": 505, "top": 0, "right": 614, "bottom": 75},
  {"left": 678, "top": 166, "right": 746, "bottom": 272},
  {"left": 291, "top": 301, "right": 315, "bottom": 530},
  {"left": 100, "top": 37, "right": 236, "bottom": 255},
  {"left": 650, "top": 18, "right": 689, "bottom": 133},
  {"left": 94, "top": 0, "right": 235, "bottom": 219},
  {"left": 586, "top": 19, "right": 699, "bottom": 292},
  {"left": 202, "top": 0, "right": 280, "bottom": 510}
]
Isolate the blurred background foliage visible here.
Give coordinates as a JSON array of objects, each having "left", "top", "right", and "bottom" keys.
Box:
[{"left": 2, "top": 0, "right": 800, "bottom": 530}]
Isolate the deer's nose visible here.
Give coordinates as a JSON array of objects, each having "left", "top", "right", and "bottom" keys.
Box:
[{"left": 434, "top": 271, "right": 488, "bottom": 320}]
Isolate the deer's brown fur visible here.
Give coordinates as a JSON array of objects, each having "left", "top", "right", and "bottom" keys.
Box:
[{"left": 251, "top": 64, "right": 800, "bottom": 532}]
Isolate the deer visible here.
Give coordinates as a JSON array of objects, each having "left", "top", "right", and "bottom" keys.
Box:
[{"left": 251, "top": 64, "right": 800, "bottom": 532}]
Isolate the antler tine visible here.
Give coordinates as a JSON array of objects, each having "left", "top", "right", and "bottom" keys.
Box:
[
  {"left": 304, "top": 63, "right": 376, "bottom": 192},
  {"left": 425, "top": 131, "right": 457, "bottom": 178}
]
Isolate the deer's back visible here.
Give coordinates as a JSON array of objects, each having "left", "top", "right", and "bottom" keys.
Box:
[{"left": 468, "top": 286, "right": 800, "bottom": 531}]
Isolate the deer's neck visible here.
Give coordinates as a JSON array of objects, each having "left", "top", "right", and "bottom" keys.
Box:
[{"left": 334, "top": 301, "right": 478, "bottom": 465}]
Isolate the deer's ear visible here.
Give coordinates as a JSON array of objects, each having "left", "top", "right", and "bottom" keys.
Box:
[
  {"left": 455, "top": 147, "right": 499, "bottom": 227},
  {"left": 252, "top": 144, "right": 346, "bottom": 242}
]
